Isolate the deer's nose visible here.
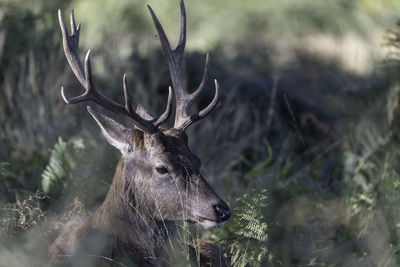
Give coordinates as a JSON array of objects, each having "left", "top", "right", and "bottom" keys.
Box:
[{"left": 214, "top": 203, "right": 232, "bottom": 222}]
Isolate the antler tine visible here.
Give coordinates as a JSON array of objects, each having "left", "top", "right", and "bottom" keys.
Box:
[
  {"left": 70, "top": 9, "right": 79, "bottom": 36},
  {"left": 123, "top": 74, "right": 134, "bottom": 114},
  {"left": 154, "top": 86, "right": 173, "bottom": 127},
  {"left": 147, "top": 5, "right": 183, "bottom": 99},
  {"left": 147, "top": 1, "right": 186, "bottom": 103},
  {"left": 148, "top": 0, "right": 220, "bottom": 131},
  {"left": 58, "top": 9, "right": 172, "bottom": 134},
  {"left": 122, "top": 75, "right": 174, "bottom": 130},
  {"left": 199, "top": 79, "right": 220, "bottom": 119},
  {"left": 176, "top": 0, "right": 186, "bottom": 57},
  {"left": 187, "top": 53, "right": 210, "bottom": 106},
  {"left": 58, "top": 9, "right": 85, "bottom": 87},
  {"left": 180, "top": 79, "right": 220, "bottom": 130}
]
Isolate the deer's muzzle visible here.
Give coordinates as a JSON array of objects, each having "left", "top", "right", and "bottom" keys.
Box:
[{"left": 213, "top": 203, "right": 232, "bottom": 222}]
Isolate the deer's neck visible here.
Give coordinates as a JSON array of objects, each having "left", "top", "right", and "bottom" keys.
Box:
[{"left": 86, "top": 158, "right": 173, "bottom": 264}]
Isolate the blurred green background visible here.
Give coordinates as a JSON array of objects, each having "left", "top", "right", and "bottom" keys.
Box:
[{"left": 2, "top": 0, "right": 400, "bottom": 266}]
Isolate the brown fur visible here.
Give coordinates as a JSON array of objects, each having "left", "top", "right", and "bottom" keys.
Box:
[
  {"left": 50, "top": 128, "right": 229, "bottom": 266},
  {"left": 50, "top": 159, "right": 174, "bottom": 266}
]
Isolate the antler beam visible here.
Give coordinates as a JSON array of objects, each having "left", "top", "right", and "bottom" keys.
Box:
[
  {"left": 58, "top": 9, "right": 172, "bottom": 133},
  {"left": 148, "top": 0, "right": 220, "bottom": 130}
]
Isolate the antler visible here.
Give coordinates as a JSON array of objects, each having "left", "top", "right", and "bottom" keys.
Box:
[
  {"left": 58, "top": 9, "right": 172, "bottom": 133},
  {"left": 148, "top": 0, "right": 220, "bottom": 131}
]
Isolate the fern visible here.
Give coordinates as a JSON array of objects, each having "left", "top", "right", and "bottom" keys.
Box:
[
  {"left": 345, "top": 124, "right": 393, "bottom": 214},
  {"left": 343, "top": 111, "right": 400, "bottom": 245},
  {"left": 221, "top": 189, "right": 269, "bottom": 267},
  {"left": 41, "top": 137, "right": 84, "bottom": 194}
]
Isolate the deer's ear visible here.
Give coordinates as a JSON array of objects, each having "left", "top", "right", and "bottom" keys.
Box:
[{"left": 87, "top": 106, "right": 132, "bottom": 153}]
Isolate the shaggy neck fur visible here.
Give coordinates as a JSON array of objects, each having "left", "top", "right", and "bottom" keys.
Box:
[
  {"left": 50, "top": 159, "right": 175, "bottom": 267},
  {"left": 92, "top": 159, "right": 174, "bottom": 264}
]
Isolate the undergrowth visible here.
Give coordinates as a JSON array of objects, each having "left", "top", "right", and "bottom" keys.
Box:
[{"left": 0, "top": 191, "right": 47, "bottom": 239}]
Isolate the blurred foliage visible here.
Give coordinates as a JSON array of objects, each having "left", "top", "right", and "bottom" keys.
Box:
[
  {"left": 342, "top": 109, "right": 400, "bottom": 265},
  {"left": 67, "top": 0, "right": 400, "bottom": 53},
  {"left": 0, "top": 1, "right": 71, "bottom": 206},
  {"left": 0, "top": 162, "right": 10, "bottom": 177},
  {"left": 1, "top": 0, "right": 400, "bottom": 266}
]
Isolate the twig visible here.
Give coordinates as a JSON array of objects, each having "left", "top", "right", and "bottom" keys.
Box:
[
  {"left": 59, "top": 254, "right": 128, "bottom": 267},
  {"left": 284, "top": 93, "right": 305, "bottom": 146},
  {"left": 266, "top": 74, "right": 279, "bottom": 133}
]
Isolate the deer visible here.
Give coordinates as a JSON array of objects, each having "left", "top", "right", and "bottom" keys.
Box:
[{"left": 50, "top": 0, "right": 231, "bottom": 266}]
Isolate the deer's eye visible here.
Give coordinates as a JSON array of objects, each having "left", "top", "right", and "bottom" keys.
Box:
[{"left": 155, "top": 166, "right": 169, "bottom": 175}]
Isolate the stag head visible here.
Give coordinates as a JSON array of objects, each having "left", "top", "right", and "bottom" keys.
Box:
[{"left": 58, "top": 0, "right": 231, "bottom": 228}]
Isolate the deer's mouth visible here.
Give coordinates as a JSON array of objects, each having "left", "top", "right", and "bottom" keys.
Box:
[{"left": 194, "top": 215, "right": 227, "bottom": 228}]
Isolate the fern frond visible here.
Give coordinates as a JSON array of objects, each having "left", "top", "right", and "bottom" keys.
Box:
[
  {"left": 41, "top": 137, "right": 84, "bottom": 194},
  {"left": 220, "top": 189, "right": 269, "bottom": 267}
]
